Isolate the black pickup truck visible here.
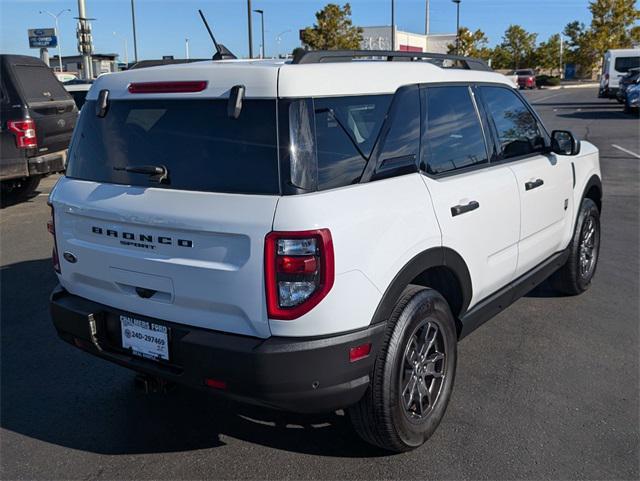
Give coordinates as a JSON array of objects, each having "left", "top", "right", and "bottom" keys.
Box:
[{"left": 1, "top": 55, "right": 77, "bottom": 200}]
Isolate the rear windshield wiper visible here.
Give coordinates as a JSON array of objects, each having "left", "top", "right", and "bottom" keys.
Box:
[{"left": 114, "top": 164, "right": 169, "bottom": 184}]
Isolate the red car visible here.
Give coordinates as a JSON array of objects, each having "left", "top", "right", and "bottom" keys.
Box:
[{"left": 511, "top": 69, "right": 536, "bottom": 89}]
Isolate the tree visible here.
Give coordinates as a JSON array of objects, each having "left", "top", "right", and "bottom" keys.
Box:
[
  {"left": 589, "top": 0, "right": 640, "bottom": 58},
  {"left": 446, "top": 27, "right": 491, "bottom": 60},
  {"left": 537, "top": 34, "right": 562, "bottom": 75},
  {"left": 498, "top": 25, "right": 538, "bottom": 70},
  {"left": 561, "top": 1, "right": 639, "bottom": 75},
  {"left": 300, "top": 3, "right": 363, "bottom": 50}
]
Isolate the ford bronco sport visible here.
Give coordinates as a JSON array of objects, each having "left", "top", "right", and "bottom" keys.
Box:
[{"left": 49, "top": 50, "right": 602, "bottom": 452}]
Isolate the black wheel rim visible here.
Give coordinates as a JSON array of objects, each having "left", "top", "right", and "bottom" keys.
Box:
[
  {"left": 579, "top": 214, "right": 599, "bottom": 280},
  {"left": 400, "top": 320, "right": 446, "bottom": 421}
]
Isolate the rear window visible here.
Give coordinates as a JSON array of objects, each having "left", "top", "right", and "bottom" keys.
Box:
[
  {"left": 615, "top": 56, "right": 640, "bottom": 73},
  {"left": 67, "top": 99, "right": 279, "bottom": 195},
  {"left": 13, "top": 65, "right": 70, "bottom": 103},
  {"left": 515, "top": 70, "right": 534, "bottom": 76}
]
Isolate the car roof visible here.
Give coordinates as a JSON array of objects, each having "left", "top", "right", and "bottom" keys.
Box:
[{"left": 86, "top": 57, "right": 514, "bottom": 101}]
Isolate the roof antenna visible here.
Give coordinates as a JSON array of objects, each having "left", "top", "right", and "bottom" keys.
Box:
[{"left": 198, "top": 9, "right": 237, "bottom": 61}]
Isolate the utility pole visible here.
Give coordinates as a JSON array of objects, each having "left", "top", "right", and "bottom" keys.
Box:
[
  {"left": 131, "top": 0, "right": 139, "bottom": 63},
  {"left": 559, "top": 34, "right": 564, "bottom": 79},
  {"left": 425, "top": 0, "right": 430, "bottom": 51},
  {"left": 40, "top": 9, "right": 71, "bottom": 72},
  {"left": 76, "top": 0, "right": 93, "bottom": 80},
  {"left": 247, "top": 0, "right": 254, "bottom": 59},
  {"left": 391, "top": 0, "right": 395, "bottom": 51},
  {"left": 253, "top": 9, "right": 265, "bottom": 58},
  {"left": 113, "top": 32, "right": 129, "bottom": 67},
  {"left": 452, "top": 0, "right": 461, "bottom": 55},
  {"left": 185, "top": 38, "right": 190, "bottom": 60}
]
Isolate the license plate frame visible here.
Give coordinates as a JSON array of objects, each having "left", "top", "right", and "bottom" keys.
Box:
[{"left": 120, "top": 314, "right": 170, "bottom": 362}]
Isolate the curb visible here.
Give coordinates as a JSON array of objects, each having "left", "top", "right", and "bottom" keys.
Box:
[{"left": 544, "top": 83, "right": 599, "bottom": 90}]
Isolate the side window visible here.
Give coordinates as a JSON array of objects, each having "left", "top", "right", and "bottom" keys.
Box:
[
  {"left": 314, "top": 94, "right": 392, "bottom": 190},
  {"left": 376, "top": 86, "right": 421, "bottom": 171},
  {"left": 480, "top": 86, "right": 545, "bottom": 160},
  {"left": 421, "top": 85, "right": 488, "bottom": 175}
]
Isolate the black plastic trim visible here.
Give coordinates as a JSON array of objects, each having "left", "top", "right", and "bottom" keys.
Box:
[
  {"left": 50, "top": 286, "right": 386, "bottom": 413},
  {"left": 459, "top": 248, "right": 570, "bottom": 338},
  {"left": 370, "top": 247, "right": 473, "bottom": 325}
]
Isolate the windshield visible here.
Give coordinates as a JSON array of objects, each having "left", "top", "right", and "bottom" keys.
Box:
[{"left": 67, "top": 99, "right": 280, "bottom": 195}]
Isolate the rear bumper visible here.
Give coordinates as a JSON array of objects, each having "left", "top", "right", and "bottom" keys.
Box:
[
  {"left": 28, "top": 150, "right": 66, "bottom": 176},
  {"left": 50, "top": 286, "right": 385, "bottom": 413}
]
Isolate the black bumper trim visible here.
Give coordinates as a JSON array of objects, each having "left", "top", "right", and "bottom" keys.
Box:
[{"left": 50, "top": 286, "right": 385, "bottom": 413}]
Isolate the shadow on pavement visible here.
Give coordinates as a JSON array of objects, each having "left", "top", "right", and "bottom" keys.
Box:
[
  {"left": 0, "top": 258, "right": 387, "bottom": 458},
  {"left": 557, "top": 110, "right": 637, "bottom": 120}
]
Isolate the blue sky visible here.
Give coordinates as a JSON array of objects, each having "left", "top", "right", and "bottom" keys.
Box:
[{"left": 1, "top": 0, "right": 595, "bottom": 61}]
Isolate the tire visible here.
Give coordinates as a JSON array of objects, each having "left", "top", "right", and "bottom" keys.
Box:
[
  {"left": 349, "top": 286, "right": 457, "bottom": 452},
  {"left": 1, "top": 176, "right": 41, "bottom": 201},
  {"left": 550, "top": 197, "right": 600, "bottom": 295}
]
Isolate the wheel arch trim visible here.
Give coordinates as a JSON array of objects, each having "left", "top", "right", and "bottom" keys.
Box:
[{"left": 369, "top": 247, "right": 473, "bottom": 325}]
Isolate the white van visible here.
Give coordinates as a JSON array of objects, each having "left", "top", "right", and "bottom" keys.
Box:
[{"left": 599, "top": 48, "right": 640, "bottom": 98}]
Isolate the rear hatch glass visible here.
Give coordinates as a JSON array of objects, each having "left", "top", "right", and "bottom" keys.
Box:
[
  {"left": 14, "top": 65, "right": 71, "bottom": 103},
  {"left": 67, "top": 99, "right": 279, "bottom": 194}
]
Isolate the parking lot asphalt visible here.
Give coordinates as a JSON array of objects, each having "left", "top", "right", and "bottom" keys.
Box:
[{"left": 1, "top": 87, "right": 638, "bottom": 480}]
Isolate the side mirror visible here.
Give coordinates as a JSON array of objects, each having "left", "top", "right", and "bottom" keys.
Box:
[{"left": 551, "top": 130, "right": 581, "bottom": 156}]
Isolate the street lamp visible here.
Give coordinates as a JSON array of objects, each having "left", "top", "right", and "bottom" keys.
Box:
[
  {"left": 185, "top": 38, "right": 190, "bottom": 60},
  {"left": 113, "top": 31, "right": 129, "bottom": 67},
  {"left": 253, "top": 9, "right": 265, "bottom": 58},
  {"left": 130, "top": 0, "right": 139, "bottom": 63},
  {"left": 452, "top": 0, "right": 461, "bottom": 55},
  {"left": 275, "top": 30, "right": 291, "bottom": 57},
  {"left": 39, "top": 8, "right": 71, "bottom": 72},
  {"left": 391, "top": 0, "right": 395, "bottom": 51}
]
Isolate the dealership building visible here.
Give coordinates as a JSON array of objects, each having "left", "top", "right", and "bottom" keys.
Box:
[{"left": 360, "top": 27, "right": 456, "bottom": 54}]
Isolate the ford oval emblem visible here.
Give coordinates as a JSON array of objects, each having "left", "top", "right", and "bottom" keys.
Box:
[{"left": 63, "top": 251, "right": 77, "bottom": 263}]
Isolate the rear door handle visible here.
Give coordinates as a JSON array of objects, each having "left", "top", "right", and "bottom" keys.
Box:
[
  {"left": 525, "top": 178, "right": 544, "bottom": 191},
  {"left": 451, "top": 200, "right": 480, "bottom": 217}
]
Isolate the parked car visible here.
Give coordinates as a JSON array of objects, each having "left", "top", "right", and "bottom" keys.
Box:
[
  {"left": 48, "top": 50, "right": 602, "bottom": 452},
  {"left": 624, "top": 82, "right": 640, "bottom": 114},
  {"left": 616, "top": 67, "right": 640, "bottom": 103},
  {"left": 64, "top": 82, "right": 92, "bottom": 109},
  {"left": 1, "top": 55, "right": 77, "bottom": 200},
  {"left": 510, "top": 68, "right": 536, "bottom": 89},
  {"left": 599, "top": 48, "right": 640, "bottom": 99}
]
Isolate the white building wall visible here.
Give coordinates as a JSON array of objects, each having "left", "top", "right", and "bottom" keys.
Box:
[{"left": 361, "top": 27, "right": 456, "bottom": 54}]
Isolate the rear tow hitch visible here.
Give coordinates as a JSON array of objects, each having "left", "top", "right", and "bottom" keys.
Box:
[{"left": 134, "top": 374, "right": 175, "bottom": 394}]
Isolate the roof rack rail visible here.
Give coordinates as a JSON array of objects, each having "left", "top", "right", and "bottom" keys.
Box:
[{"left": 291, "top": 50, "right": 492, "bottom": 72}]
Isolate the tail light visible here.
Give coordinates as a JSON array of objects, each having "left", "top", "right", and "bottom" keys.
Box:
[
  {"left": 47, "top": 204, "right": 61, "bottom": 273},
  {"left": 265, "top": 229, "right": 334, "bottom": 320},
  {"left": 7, "top": 119, "right": 37, "bottom": 149}
]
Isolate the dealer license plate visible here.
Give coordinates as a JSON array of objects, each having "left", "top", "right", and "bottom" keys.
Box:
[{"left": 120, "top": 314, "right": 169, "bottom": 361}]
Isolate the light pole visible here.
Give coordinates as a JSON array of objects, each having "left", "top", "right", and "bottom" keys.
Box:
[
  {"left": 391, "top": 0, "right": 395, "bottom": 51},
  {"left": 253, "top": 9, "right": 265, "bottom": 58},
  {"left": 113, "top": 32, "right": 129, "bottom": 67},
  {"left": 275, "top": 30, "right": 291, "bottom": 57},
  {"left": 131, "top": 0, "right": 139, "bottom": 63},
  {"left": 185, "top": 38, "right": 190, "bottom": 60},
  {"left": 452, "top": 0, "right": 461, "bottom": 55},
  {"left": 247, "top": 0, "right": 254, "bottom": 58},
  {"left": 39, "top": 8, "right": 71, "bottom": 72},
  {"left": 559, "top": 34, "right": 564, "bottom": 79},
  {"left": 425, "top": 0, "right": 430, "bottom": 50}
]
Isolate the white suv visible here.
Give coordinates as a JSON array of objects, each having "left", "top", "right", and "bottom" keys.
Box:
[{"left": 48, "top": 50, "right": 602, "bottom": 452}]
